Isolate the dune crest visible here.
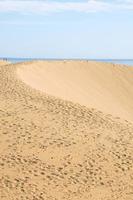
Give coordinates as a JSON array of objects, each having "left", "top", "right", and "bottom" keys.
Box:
[{"left": 17, "top": 61, "right": 133, "bottom": 121}]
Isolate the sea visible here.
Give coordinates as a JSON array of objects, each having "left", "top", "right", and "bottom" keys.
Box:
[{"left": 1, "top": 58, "right": 133, "bottom": 66}]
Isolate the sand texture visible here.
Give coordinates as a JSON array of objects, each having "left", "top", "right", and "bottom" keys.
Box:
[
  {"left": 0, "top": 60, "right": 133, "bottom": 200},
  {"left": 18, "top": 61, "right": 133, "bottom": 121}
]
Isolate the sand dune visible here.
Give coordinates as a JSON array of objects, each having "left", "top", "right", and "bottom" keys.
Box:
[
  {"left": 0, "top": 60, "right": 133, "bottom": 200},
  {"left": 17, "top": 61, "right": 133, "bottom": 121}
]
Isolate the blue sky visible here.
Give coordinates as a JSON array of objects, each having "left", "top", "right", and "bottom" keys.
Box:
[{"left": 0, "top": 0, "right": 133, "bottom": 59}]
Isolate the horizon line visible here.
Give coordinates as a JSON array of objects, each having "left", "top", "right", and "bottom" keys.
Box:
[{"left": 1, "top": 57, "right": 133, "bottom": 61}]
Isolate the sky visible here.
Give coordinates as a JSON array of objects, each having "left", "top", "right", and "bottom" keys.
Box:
[{"left": 0, "top": 0, "right": 133, "bottom": 59}]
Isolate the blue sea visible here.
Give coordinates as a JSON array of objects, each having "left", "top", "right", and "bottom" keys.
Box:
[{"left": 1, "top": 58, "right": 133, "bottom": 66}]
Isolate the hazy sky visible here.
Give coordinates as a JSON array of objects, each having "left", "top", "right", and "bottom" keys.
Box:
[{"left": 0, "top": 0, "right": 133, "bottom": 59}]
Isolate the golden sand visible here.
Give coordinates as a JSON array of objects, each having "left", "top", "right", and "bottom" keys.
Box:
[
  {"left": 0, "top": 60, "right": 133, "bottom": 200},
  {"left": 18, "top": 61, "right": 133, "bottom": 121}
]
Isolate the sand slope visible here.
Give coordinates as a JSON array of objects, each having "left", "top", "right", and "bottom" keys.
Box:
[
  {"left": 0, "top": 61, "right": 133, "bottom": 200},
  {"left": 17, "top": 61, "right": 133, "bottom": 121}
]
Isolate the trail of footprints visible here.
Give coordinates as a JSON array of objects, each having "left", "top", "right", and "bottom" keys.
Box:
[{"left": 0, "top": 63, "right": 133, "bottom": 200}]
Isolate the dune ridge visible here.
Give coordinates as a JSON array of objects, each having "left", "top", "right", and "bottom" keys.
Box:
[
  {"left": 17, "top": 60, "right": 133, "bottom": 121},
  {"left": 0, "top": 60, "right": 133, "bottom": 200}
]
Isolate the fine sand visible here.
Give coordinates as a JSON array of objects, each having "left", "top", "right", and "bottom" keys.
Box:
[
  {"left": 0, "top": 60, "right": 133, "bottom": 200},
  {"left": 17, "top": 61, "right": 133, "bottom": 121}
]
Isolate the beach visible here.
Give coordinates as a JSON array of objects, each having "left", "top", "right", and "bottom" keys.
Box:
[{"left": 0, "top": 60, "right": 133, "bottom": 200}]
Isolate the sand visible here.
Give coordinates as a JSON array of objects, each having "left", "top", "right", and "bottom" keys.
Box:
[
  {"left": 0, "top": 60, "right": 133, "bottom": 200},
  {"left": 0, "top": 60, "right": 10, "bottom": 66},
  {"left": 17, "top": 61, "right": 133, "bottom": 121}
]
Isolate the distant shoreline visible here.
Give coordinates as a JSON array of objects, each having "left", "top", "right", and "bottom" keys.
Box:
[{"left": 1, "top": 57, "right": 133, "bottom": 66}]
